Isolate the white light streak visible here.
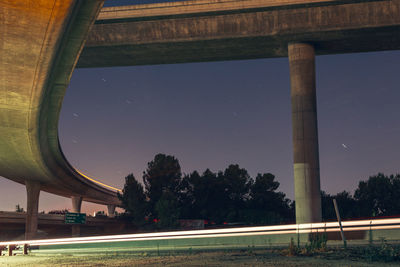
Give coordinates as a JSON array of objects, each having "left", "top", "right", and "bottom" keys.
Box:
[{"left": 2, "top": 217, "right": 400, "bottom": 247}]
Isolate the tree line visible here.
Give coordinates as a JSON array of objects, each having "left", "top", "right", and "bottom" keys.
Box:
[
  {"left": 118, "top": 153, "right": 293, "bottom": 228},
  {"left": 322, "top": 173, "right": 400, "bottom": 220},
  {"left": 119, "top": 153, "right": 400, "bottom": 228}
]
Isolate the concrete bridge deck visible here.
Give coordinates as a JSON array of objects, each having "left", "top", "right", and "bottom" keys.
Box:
[{"left": 78, "top": 0, "right": 400, "bottom": 67}]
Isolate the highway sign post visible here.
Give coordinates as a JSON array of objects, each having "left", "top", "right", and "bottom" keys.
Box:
[{"left": 65, "top": 212, "right": 86, "bottom": 224}]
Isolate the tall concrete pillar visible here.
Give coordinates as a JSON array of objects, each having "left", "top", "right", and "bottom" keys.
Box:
[
  {"left": 25, "top": 181, "right": 41, "bottom": 240},
  {"left": 71, "top": 196, "right": 83, "bottom": 237},
  {"left": 288, "top": 42, "right": 322, "bottom": 224},
  {"left": 107, "top": 205, "right": 116, "bottom": 218}
]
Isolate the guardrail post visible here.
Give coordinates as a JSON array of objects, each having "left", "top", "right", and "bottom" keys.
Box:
[
  {"left": 7, "top": 245, "right": 15, "bottom": 256},
  {"left": 333, "top": 199, "right": 347, "bottom": 249},
  {"left": 23, "top": 244, "right": 29, "bottom": 255}
]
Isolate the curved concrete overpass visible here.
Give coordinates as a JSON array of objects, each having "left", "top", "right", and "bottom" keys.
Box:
[{"left": 0, "top": 1, "right": 119, "bottom": 238}]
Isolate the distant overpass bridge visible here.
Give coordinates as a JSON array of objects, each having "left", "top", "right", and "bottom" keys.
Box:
[
  {"left": 0, "top": 211, "right": 123, "bottom": 241},
  {"left": 1, "top": 0, "right": 399, "bottom": 239}
]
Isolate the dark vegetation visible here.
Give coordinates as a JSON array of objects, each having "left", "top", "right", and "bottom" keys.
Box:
[
  {"left": 15, "top": 204, "right": 24, "bottom": 213},
  {"left": 285, "top": 238, "right": 400, "bottom": 263},
  {"left": 48, "top": 209, "right": 69, "bottom": 215},
  {"left": 118, "top": 153, "right": 293, "bottom": 228},
  {"left": 119, "top": 153, "right": 400, "bottom": 229},
  {"left": 321, "top": 173, "right": 400, "bottom": 220}
]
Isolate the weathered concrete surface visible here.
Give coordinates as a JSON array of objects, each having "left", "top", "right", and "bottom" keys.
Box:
[
  {"left": 78, "top": 0, "right": 400, "bottom": 67},
  {"left": 0, "top": 1, "right": 119, "bottom": 205},
  {"left": 71, "top": 196, "right": 83, "bottom": 237},
  {"left": 289, "top": 43, "right": 321, "bottom": 224},
  {"left": 107, "top": 204, "right": 116, "bottom": 218},
  {"left": 25, "top": 181, "right": 41, "bottom": 240}
]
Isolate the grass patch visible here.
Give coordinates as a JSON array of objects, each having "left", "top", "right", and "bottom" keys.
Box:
[
  {"left": 1, "top": 243, "right": 400, "bottom": 266},
  {"left": 282, "top": 237, "right": 400, "bottom": 263}
]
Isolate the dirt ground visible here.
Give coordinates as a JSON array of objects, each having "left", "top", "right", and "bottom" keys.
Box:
[{"left": 1, "top": 249, "right": 399, "bottom": 267}]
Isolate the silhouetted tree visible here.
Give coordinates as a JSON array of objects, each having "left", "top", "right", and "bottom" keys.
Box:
[
  {"left": 48, "top": 209, "right": 69, "bottom": 214},
  {"left": 354, "top": 173, "right": 400, "bottom": 217},
  {"left": 222, "top": 164, "right": 252, "bottom": 221},
  {"left": 321, "top": 190, "right": 357, "bottom": 220},
  {"left": 95, "top": 211, "right": 107, "bottom": 218},
  {"left": 15, "top": 204, "right": 24, "bottom": 213},
  {"left": 246, "top": 173, "right": 293, "bottom": 224},
  {"left": 178, "top": 170, "right": 201, "bottom": 219},
  {"left": 118, "top": 174, "right": 147, "bottom": 226},
  {"left": 143, "top": 154, "right": 182, "bottom": 216},
  {"left": 335, "top": 191, "right": 358, "bottom": 218},
  {"left": 180, "top": 167, "right": 292, "bottom": 224},
  {"left": 155, "top": 191, "right": 180, "bottom": 229},
  {"left": 180, "top": 169, "right": 225, "bottom": 222},
  {"left": 119, "top": 154, "right": 311, "bottom": 228},
  {"left": 321, "top": 191, "right": 335, "bottom": 220}
]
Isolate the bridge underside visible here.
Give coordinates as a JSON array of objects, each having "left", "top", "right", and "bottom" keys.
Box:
[
  {"left": 0, "top": 0, "right": 119, "bottom": 239},
  {"left": 78, "top": 0, "right": 400, "bottom": 67},
  {"left": 78, "top": 27, "right": 400, "bottom": 67},
  {"left": 0, "top": 0, "right": 118, "bottom": 206}
]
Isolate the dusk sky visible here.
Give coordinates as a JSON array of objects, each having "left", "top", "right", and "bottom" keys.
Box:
[{"left": 0, "top": 1, "right": 399, "bottom": 214}]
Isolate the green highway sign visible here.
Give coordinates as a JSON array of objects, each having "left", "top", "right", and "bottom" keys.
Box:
[{"left": 65, "top": 212, "right": 86, "bottom": 224}]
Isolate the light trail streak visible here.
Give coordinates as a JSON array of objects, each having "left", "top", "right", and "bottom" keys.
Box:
[
  {"left": 2, "top": 217, "right": 400, "bottom": 248},
  {"left": 75, "top": 169, "right": 121, "bottom": 192}
]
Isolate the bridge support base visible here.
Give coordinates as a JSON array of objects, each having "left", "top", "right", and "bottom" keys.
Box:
[
  {"left": 71, "top": 196, "right": 83, "bottom": 237},
  {"left": 25, "top": 181, "right": 40, "bottom": 240},
  {"left": 288, "top": 42, "right": 322, "bottom": 224},
  {"left": 107, "top": 205, "right": 116, "bottom": 218}
]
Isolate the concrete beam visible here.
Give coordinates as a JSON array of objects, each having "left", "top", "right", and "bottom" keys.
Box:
[
  {"left": 25, "top": 181, "right": 41, "bottom": 240},
  {"left": 288, "top": 43, "right": 321, "bottom": 224}
]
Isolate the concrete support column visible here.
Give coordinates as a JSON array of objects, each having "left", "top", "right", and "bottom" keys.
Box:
[
  {"left": 107, "top": 205, "right": 116, "bottom": 218},
  {"left": 25, "top": 181, "right": 41, "bottom": 240},
  {"left": 288, "top": 42, "right": 322, "bottom": 224},
  {"left": 71, "top": 196, "right": 83, "bottom": 213},
  {"left": 71, "top": 196, "right": 83, "bottom": 237}
]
